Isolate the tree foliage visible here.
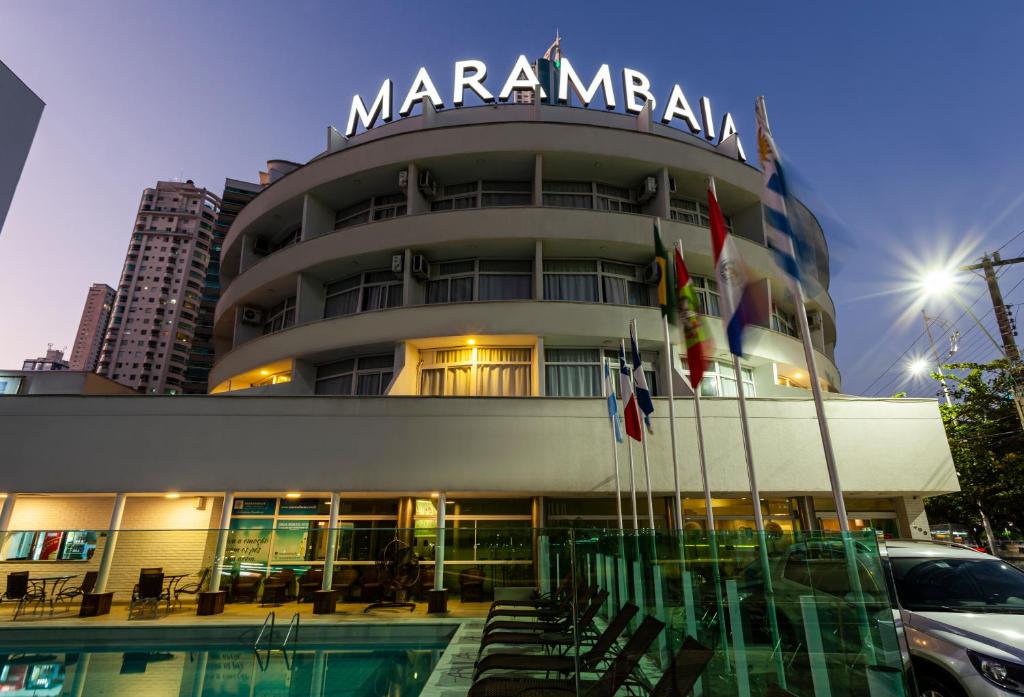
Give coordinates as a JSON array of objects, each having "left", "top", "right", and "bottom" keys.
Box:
[{"left": 924, "top": 360, "right": 1024, "bottom": 539}]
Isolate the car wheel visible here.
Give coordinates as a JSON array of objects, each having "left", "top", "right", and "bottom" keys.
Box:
[{"left": 917, "top": 673, "right": 962, "bottom": 697}]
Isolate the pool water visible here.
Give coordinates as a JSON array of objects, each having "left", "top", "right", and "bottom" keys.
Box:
[{"left": 0, "top": 643, "right": 447, "bottom": 697}]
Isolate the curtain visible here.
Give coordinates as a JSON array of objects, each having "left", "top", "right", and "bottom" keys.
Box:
[
  {"left": 545, "top": 275, "right": 598, "bottom": 301},
  {"left": 451, "top": 277, "right": 473, "bottom": 302},
  {"left": 546, "top": 365, "right": 600, "bottom": 397},
  {"left": 447, "top": 366, "right": 473, "bottom": 396},
  {"left": 356, "top": 373, "right": 382, "bottom": 395},
  {"left": 426, "top": 280, "right": 448, "bottom": 304},
  {"left": 361, "top": 285, "right": 386, "bottom": 311},
  {"left": 477, "top": 348, "right": 530, "bottom": 363},
  {"left": 420, "top": 369, "right": 444, "bottom": 396},
  {"left": 480, "top": 275, "right": 531, "bottom": 300},
  {"left": 477, "top": 365, "right": 530, "bottom": 396},
  {"left": 602, "top": 277, "right": 628, "bottom": 305},
  {"left": 324, "top": 290, "right": 359, "bottom": 317},
  {"left": 315, "top": 374, "right": 353, "bottom": 396}
]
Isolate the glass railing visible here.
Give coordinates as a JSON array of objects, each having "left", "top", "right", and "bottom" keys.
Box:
[{"left": 0, "top": 527, "right": 908, "bottom": 697}]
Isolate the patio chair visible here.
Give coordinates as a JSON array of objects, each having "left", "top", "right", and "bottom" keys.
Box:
[
  {"left": 5, "top": 572, "right": 43, "bottom": 620},
  {"left": 231, "top": 572, "right": 263, "bottom": 603},
  {"left": 474, "top": 602, "right": 639, "bottom": 680},
  {"left": 297, "top": 568, "right": 323, "bottom": 602},
  {"left": 331, "top": 568, "right": 358, "bottom": 601},
  {"left": 266, "top": 569, "right": 296, "bottom": 600},
  {"left": 129, "top": 572, "right": 165, "bottom": 619},
  {"left": 467, "top": 615, "right": 665, "bottom": 697},
  {"left": 173, "top": 568, "right": 209, "bottom": 609},
  {"left": 53, "top": 571, "right": 97, "bottom": 611},
  {"left": 460, "top": 567, "right": 486, "bottom": 602}
]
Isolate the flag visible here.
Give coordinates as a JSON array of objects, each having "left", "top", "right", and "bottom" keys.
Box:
[
  {"left": 604, "top": 357, "right": 623, "bottom": 443},
  {"left": 756, "top": 96, "right": 817, "bottom": 297},
  {"left": 543, "top": 32, "right": 562, "bottom": 68},
  {"left": 709, "top": 177, "right": 764, "bottom": 356},
  {"left": 675, "top": 243, "right": 710, "bottom": 390},
  {"left": 653, "top": 219, "right": 676, "bottom": 324},
  {"left": 620, "top": 342, "right": 642, "bottom": 441},
  {"left": 629, "top": 321, "right": 655, "bottom": 434}
]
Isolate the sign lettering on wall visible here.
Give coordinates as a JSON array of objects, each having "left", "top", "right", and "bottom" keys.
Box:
[{"left": 343, "top": 55, "right": 746, "bottom": 161}]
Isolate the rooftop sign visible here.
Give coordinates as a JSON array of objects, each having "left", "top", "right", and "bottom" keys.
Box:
[{"left": 342, "top": 55, "right": 746, "bottom": 161}]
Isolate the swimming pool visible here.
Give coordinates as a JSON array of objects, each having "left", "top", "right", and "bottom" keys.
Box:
[{"left": 0, "top": 625, "right": 454, "bottom": 697}]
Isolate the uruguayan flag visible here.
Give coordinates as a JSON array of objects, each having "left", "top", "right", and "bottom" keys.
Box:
[
  {"left": 756, "top": 96, "right": 802, "bottom": 295},
  {"left": 604, "top": 357, "right": 623, "bottom": 443}
]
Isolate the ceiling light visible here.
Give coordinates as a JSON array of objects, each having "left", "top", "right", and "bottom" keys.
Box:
[
  {"left": 260, "top": 370, "right": 269, "bottom": 376},
  {"left": 285, "top": 492, "right": 301, "bottom": 499},
  {"left": 165, "top": 492, "right": 181, "bottom": 499},
  {"left": 467, "top": 339, "right": 476, "bottom": 345}
]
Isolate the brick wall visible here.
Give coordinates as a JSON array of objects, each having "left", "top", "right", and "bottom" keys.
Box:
[{"left": 2, "top": 495, "right": 223, "bottom": 597}]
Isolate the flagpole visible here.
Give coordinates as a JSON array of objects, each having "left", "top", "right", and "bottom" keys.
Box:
[
  {"left": 631, "top": 319, "right": 657, "bottom": 532},
  {"left": 661, "top": 317, "right": 683, "bottom": 531},
  {"left": 622, "top": 339, "right": 640, "bottom": 531},
  {"left": 604, "top": 357, "right": 625, "bottom": 531}
]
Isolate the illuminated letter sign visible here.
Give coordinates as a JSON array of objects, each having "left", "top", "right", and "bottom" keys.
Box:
[
  {"left": 453, "top": 59, "right": 493, "bottom": 106},
  {"left": 660, "top": 84, "right": 701, "bottom": 134},
  {"left": 499, "top": 54, "right": 546, "bottom": 101},
  {"left": 557, "top": 58, "right": 615, "bottom": 109},
  {"left": 345, "top": 78, "right": 393, "bottom": 138},
  {"left": 399, "top": 67, "right": 445, "bottom": 117},
  {"left": 621, "top": 68, "right": 655, "bottom": 115}
]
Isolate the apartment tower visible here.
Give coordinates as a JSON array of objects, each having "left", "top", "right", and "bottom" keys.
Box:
[
  {"left": 98, "top": 180, "right": 221, "bottom": 394},
  {"left": 182, "top": 178, "right": 261, "bottom": 394},
  {"left": 68, "top": 283, "right": 115, "bottom": 371}
]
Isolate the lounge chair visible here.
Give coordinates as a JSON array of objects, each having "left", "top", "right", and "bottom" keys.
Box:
[
  {"left": 486, "top": 583, "right": 594, "bottom": 622},
  {"left": 482, "top": 590, "right": 608, "bottom": 638},
  {"left": 646, "top": 636, "right": 714, "bottom": 697},
  {"left": 474, "top": 602, "right": 639, "bottom": 680},
  {"left": 173, "top": 568, "right": 209, "bottom": 608},
  {"left": 467, "top": 615, "right": 665, "bottom": 697},
  {"left": 487, "top": 573, "right": 574, "bottom": 612},
  {"left": 129, "top": 572, "right": 164, "bottom": 619},
  {"left": 53, "top": 571, "right": 97, "bottom": 611},
  {"left": 477, "top": 590, "right": 608, "bottom": 656}
]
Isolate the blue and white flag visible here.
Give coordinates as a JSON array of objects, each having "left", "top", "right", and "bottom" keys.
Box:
[
  {"left": 604, "top": 357, "right": 623, "bottom": 443},
  {"left": 629, "top": 321, "right": 655, "bottom": 434},
  {"left": 756, "top": 96, "right": 809, "bottom": 297}
]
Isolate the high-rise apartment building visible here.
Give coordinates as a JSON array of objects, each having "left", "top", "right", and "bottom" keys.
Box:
[
  {"left": 22, "top": 345, "right": 68, "bottom": 371},
  {"left": 98, "top": 180, "right": 221, "bottom": 394},
  {"left": 182, "top": 178, "right": 261, "bottom": 394},
  {"left": 68, "top": 283, "right": 115, "bottom": 372}
]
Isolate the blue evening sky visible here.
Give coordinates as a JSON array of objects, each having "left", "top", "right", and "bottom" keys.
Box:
[{"left": 1, "top": 1, "right": 1023, "bottom": 397}]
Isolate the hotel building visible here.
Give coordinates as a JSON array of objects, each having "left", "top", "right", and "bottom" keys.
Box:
[
  {"left": 97, "top": 180, "right": 221, "bottom": 394},
  {"left": 0, "top": 100, "right": 956, "bottom": 595},
  {"left": 68, "top": 283, "right": 115, "bottom": 372}
]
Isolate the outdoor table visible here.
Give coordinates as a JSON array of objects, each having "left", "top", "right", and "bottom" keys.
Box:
[
  {"left": 162, "top": 573, "right": 190, "bottom": 611},
  {"left": 28, "top": 574, "right": 78, "bottom": 615}
]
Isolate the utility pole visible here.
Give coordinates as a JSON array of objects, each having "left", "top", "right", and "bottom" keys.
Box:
[
  {"left": 922, "top": 311, "right": 953, "bottom": 407},
  {"left": 958, "top": 252, "right": 1024, "bottom": 430}
]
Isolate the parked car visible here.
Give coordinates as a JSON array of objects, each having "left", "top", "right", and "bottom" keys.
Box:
[{"left": 881, "top": 539, "right": 1024, "bottom": 697}]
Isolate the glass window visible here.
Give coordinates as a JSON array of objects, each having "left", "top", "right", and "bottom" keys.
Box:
[
  {"left": 681, "top": 359, "right": 755, "bottom": 397},
  {"left": 315, "top": 354, "right": 394, "bottom": 395},
  {"left": 371, "top": 192, "right": 407, "bottom": 220},
  {"left": 542, "top": 181, "right": 593, "bottom": 208},
  {"left": 479, "top": 260, "right": 532, "bottom": 300},
  {"left": 603, "top": 349, "right": 659, "bottom": 397},
  {"left": 426, "top": 260, "right": 532, "bottom": 303},
  {"left": 2, "top": 531, "right": 97, "bottom": 561},
  {"left": 432, "top": 182, "right": 480, "bottom": 211},
  {"left": 325, "top": 271, "right": 402, "bottom": 318},
  {"left": 481, "top": 181, "right": 532, "bottom": 207},
  {"left": 420, "top": 346, "right": 531, "bottom": 397},
  {"left": 595, "top": 183, "right": 641, "bottom": 214},
  {"left": 771, "top": 303, "right": 799, "bottom": 337},
  {"left": 334, "top": 199, "right": 371, "bottom": 229},
  {"left": 543, "top": 259, "right": 651, "bottom": 306},
  {"left": 670, "top": 197, "right": 733, "bottom": 231},
  {"left": 545, "top": 348, "right": 602, "bottom": 397},
  {"left": 262, "top": 296, "right": 296, "bottom": 335},
  {"left": 692, "top": 276, "right": 720, "bottom": 316}
]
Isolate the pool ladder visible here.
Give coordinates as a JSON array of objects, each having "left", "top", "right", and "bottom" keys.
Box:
[{"left": 254, "top": 611, "right": 300, "bottom": 671}]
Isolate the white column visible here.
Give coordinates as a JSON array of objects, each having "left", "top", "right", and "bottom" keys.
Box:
[
  {"left": 207, "top": 491, "right": 235, "bottom": 594},
  {"left": 434, "top": 493, "right": 446, "bottom": 591},
  {"left": 322, "top": 492, "right": 341, "bottom": 590},
  {"left": 0, "top": 493, "right": 16, "bottom": 560},
  {"left": 94, "top": 493, "right": 127, "bottom": 594}
]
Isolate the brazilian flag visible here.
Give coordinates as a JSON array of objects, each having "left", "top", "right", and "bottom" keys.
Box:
[{"left": 654, "top": 219, "right": 677, "bottom": 324}]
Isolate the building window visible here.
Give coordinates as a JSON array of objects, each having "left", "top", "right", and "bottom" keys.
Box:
[
  {"left": 315, "top": 354, "right": 394, "bottom": 395},
  {"left": 334, "top": 193, "right": 406, "bottom": 230},
  {"left": 771, "top": 303, "right": 798, "bottom": 338},
  {"left": 420, "top": 346, "right": 531, "bottom": 397},
  {"left": 603, "top": 349, "right": 659, "bottom": 397},
  {"left": 2, "top": 530, "right": 97, "bottom": 561},
  {"left": 692, "top": 276, "right": 720, "bottom": 316},
  {"left": 542, "top": 180, "right": 593, "bottom": 209},
  {"left": 682, "top": 359, "right": 756, "bottom": 397},
  {"left": 545, "top": 348, "right": 601, "bottom": 397},
  {"left": 324, "top": 271, "right": 403, "bottom": 318},
  {"left": 262, "top": 296, "right": 296, "bottom": 335},
  {"left": 670, "top": 197, "right": 733, "bottom": 231},
  {"left": 595, "top": 184, "right": 641, "bottom": 213},
  {"left": 430, "top": 181, "right": 531, "bottom": 211},
  {"left": 425, "top": 260, "right": 532, "bottom": 304},
  {"left": 543, "top": 259, "right": 652, "bottom": 306}
]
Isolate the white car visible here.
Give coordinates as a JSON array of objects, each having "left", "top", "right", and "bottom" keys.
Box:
[{"left": 881, "top": 539, "right": 1024, "bottom": 697}]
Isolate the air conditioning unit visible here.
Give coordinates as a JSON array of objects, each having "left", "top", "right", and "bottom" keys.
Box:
[
  {"left": 643, "top": 260, "right": 661, "bottom": 285},
  {"left": 410, "top": 254, "right": 430, "bottom": 279},
  {"left": 418, "top": 169, "right": 436, "bottom": 198},
  {"left": 668, "top": 176, "right": 677, "bottom": 193},
  {"left": 391, "top": 253, "right": 404, "bottom": 275},
  {"left": 240, "top": 305, "right": 264, "bottom": 325},
  {"left": 637, "top": 176, "right": 657, "bottom": 203},
  {"left": 398, "top": 169, "right": 409, "bottom": 189},
  {"left": 251, "top": 237, "right": 270, "bottom": 256}
]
